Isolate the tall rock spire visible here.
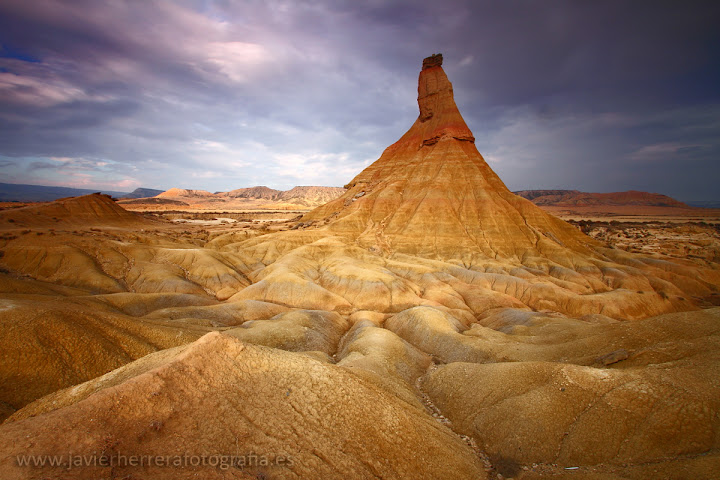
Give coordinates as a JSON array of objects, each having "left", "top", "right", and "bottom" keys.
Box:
[
  {"left": 415, "top": 53, "right": 475, "bottom": 146},
  {"left": 301, "top": 55, "right": 596, "bottom": 264}
]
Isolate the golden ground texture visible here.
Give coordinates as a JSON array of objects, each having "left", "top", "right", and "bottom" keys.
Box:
[{"left": 0, "top": 55, "right": 719, "bottom": 479}]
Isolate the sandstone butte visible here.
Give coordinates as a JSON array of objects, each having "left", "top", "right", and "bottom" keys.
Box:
[{"left": 0, "top": 55, "right": 719, "bottom": 480}]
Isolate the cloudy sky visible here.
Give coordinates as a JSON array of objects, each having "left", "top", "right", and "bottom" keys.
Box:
[{"left": 0, "top": 0, "right": 718, "bottom": 200}]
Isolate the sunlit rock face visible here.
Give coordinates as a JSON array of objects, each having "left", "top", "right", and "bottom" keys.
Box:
[{"left": 0, "top": 56, "right": 719, "bottom": 480}]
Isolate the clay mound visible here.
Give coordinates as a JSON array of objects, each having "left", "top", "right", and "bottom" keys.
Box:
[
  {"left": 0, "top": 229, "right": 255, "bottom": 299},
  {"left": 0, "top": 294, "right": 208, "bottom": 421},
  {"left": 421, "top": 314, "right": 720, "bottom": 479},
  {"left": 299, "top": 54, "right": 595, "bottom": 262},
  {"left": 225, "top": 309, "right": 350, "bottom": 356},
  {"left": 415, "top": 307, "right": 720, "bottom": 478},
  {"left": 0, "top": 193, "right": 151, "bottom": 228},
  {"left": 0, "top": 332, "right": 486, "bottom": 479},
  {"left": 426, "top": 360, "right": 720, "bottom": 478}
]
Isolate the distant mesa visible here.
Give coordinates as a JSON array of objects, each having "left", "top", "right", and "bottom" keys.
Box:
[
  {"left": 514, "top": 189, "right": 691, "bottom": 208},
  {"left": 156, "top": 188, "right": 215, "bottom": 198},
  {"left": 220, "top": 186, "right": 282, "bottom": 200},
  {"left": 120, "top": 187, "right": 164, "bottom": 199}
]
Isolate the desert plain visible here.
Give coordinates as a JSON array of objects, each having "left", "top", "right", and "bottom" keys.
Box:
[{"left": 0, "top": 55, "right": 719, "bottom": 480}]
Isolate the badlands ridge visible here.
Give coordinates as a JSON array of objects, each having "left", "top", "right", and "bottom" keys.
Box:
[
  {"left": 0, "top": 55, "right": 719, "bottom": 479},
  {"left": 118, "top": 185, "right": 346, "bottom": 211}
]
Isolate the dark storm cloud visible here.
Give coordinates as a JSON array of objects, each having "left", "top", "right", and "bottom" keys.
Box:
[{"left": 0, "top": 0, "right": 718, "bottom": 199}]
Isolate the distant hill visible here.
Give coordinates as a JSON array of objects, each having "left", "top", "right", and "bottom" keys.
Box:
[
  {"left": 120, "top": 185, "right": 346, "bottom": 211},
  {"left": 513, "top": 189, "right": 580, "bottom": 202},
  {"left": 121, "top": 188, "right": 165, "bottom": 199},
  {"left": 0, "top": 183, "right": 130, "bottom": 202},
  {"left": 119, "top": 197, "right": 188, "bottom": 206},
  {"left": 514, "top": 189, "right": 690, "bottom": 208},
  {"left": 156, "top": 188, "right": 215, "bottom": 198},
  {"left": 219, "top": 186, "right": 282, "bottom": 200},
  {"left": 687, "top": 201, "right": 720, "bottom": 209},
  {"left": 278, "top": 186, "right": 347, "bottom": 207},
  {"left": 511, "top": 189, "right": 720, "bottom": 217},
  {"left": 0, "top": 193, "right": 153, "bottom": 228}
]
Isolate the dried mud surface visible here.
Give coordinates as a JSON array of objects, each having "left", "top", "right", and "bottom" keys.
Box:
[{"left": 1, "top": 197, "right": 719, "bottom": 480}]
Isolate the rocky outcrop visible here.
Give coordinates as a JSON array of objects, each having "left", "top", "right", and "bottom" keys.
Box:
[{"left": 422, "top": 53, "right": 443, "bottom": 70}]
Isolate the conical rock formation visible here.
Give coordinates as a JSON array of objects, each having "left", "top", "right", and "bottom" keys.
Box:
[
  {"left": 236, "top": 55, "right": 714, "bottom": 318},
  {"left": 301, "top": 53, "right": 593, "bottom": 263}
]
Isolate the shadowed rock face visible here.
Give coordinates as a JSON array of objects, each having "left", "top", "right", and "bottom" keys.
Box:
[{"left": 0, "top": 55, "right": 719, "bottom": 479}]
